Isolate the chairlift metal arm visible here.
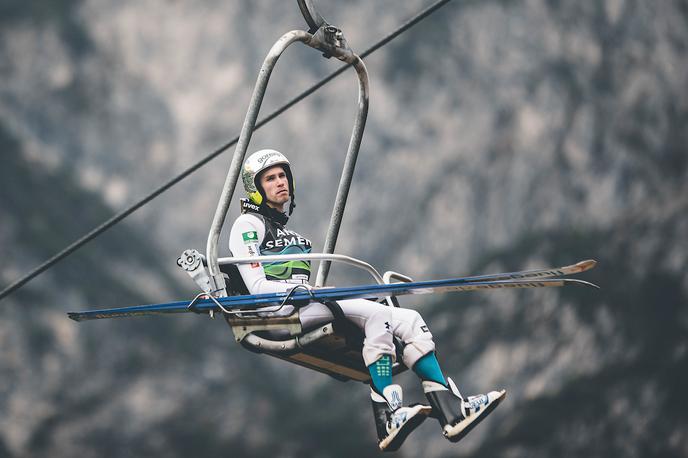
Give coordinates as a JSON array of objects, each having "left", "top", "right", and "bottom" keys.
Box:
[{"left": 206, "top": 23, "right": 370, "bottom": 295}]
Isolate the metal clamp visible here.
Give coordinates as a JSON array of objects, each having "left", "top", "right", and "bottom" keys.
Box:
[
  {"left": 177, "top": 249, "right": 224, "bottom": 295},
  {"left": 310, "top": 24, "right": 352, "bottom": 60}
]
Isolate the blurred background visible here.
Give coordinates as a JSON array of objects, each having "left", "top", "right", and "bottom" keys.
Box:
[{"left": 1, "top": 0, "right": 687, "bottom": 456}]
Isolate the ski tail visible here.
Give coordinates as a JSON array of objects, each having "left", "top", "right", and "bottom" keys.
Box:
[{"left": 67, "top": 299, "right": 205, "bottom": 322}]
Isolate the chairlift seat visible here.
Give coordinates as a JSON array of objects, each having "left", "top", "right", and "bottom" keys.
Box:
[{"left": 219, "top": 263, "right": 408, "bottom": 382}]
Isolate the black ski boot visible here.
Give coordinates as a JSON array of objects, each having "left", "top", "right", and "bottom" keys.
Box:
[
  {"left": 423, "top": 378, "right": 506, "bottom": 443},
  {"left": 371, "top": 384, "right": 432, "bottom": 452}
]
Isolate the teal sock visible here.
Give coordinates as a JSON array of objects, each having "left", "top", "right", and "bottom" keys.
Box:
[
  {"left": 412, "top": 352, "right": 447, "bottom": 385},
  {"left": 368, "top": 355, "right": 393, "bottom": 394}
]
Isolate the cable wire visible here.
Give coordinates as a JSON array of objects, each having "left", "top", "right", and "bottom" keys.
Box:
[{"left": 0, "top": 0, "right": 453, "bottom": 302}]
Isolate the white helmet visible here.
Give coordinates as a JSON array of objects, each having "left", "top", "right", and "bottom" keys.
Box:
[{"left": 241, "top": 149, "right": 295, "bottom": 210}]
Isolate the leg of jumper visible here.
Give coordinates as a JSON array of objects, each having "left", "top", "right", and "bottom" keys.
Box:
[
  {"left": 413, "top": 352, "right": 447, "bottom": 385},
  {"left": 300, "top": 300, "right": 439, "bottom": 448},
  {"left": 299, "top": 299, "right": 435, "bottom": 368}
]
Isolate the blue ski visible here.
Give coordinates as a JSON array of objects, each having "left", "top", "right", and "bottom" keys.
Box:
[{"left": 68, "top": 276, "right": 598, "bottom": 322}]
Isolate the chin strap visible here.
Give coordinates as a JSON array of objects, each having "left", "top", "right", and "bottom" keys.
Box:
[{"left": 289, "top": 195, "right": 296, "bottom": 215}]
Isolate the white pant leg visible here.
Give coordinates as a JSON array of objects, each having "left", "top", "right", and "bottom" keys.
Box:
[{"left": 299, "top": 299, "right": 435, "bottom": 368}]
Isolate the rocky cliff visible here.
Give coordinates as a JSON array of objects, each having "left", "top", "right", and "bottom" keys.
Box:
[{"left": 1, "top": 1, "right": 686, "bottom": 456}]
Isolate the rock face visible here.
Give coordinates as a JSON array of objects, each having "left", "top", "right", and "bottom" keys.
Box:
[{"left": 1, "top": 1, "right": 686, "bottom": 456}]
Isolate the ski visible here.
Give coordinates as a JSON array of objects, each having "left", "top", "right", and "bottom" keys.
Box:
[
  {"left": 68, "top": 275, "right": 598, "bottom": 322},
  {"left": 453, "top": 259, "right": 596, "bottom": 283}
]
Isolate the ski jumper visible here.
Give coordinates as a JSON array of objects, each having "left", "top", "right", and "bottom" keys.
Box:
[{"left": 228, "top": 208, "right": 435, "bottom": 368}]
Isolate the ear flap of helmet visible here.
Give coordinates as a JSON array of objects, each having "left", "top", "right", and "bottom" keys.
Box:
[
  {"left": 248, "top": 190, "right": 263, "bottom": 205},
  {"left": 282, "top": 164, "right": 296, "bottom": 215},
  {"left": 283, "top": 164, "right": 295, "bottom": 196}
]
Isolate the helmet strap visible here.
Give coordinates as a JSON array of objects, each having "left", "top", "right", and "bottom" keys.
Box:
[{"left": 288, "top": 195, "right": 295, "bottom": 216}]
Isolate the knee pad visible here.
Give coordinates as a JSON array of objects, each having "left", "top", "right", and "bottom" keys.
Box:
[{"left": 391, "top": 308, "right": 428, "bottom": 341}]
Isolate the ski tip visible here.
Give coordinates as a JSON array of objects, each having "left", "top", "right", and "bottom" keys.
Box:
[{"left": 576, "top": 259, "right": 597, "bottom": 271}]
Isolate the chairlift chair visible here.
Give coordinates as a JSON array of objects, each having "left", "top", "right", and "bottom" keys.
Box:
[{"left": 182, "top": 0, "right": 409, "bottom": 383}]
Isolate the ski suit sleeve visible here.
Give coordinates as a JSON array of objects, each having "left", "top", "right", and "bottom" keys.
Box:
[{"left": 228, "top": 214, "right": 305, "bottom": 295}]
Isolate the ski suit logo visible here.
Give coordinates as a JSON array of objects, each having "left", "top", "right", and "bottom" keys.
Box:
[
  {"left": 242, "top": 231, "right": 260, "bottom": 268},
  {"left": 263, "top": 228, "right": 312, "bottom": 250},
  {"left": 242, "top": 231, "right": 258, "bottom": 245},
  {"left": 256, "top": 152, "right": 281, "bottom": 166}
]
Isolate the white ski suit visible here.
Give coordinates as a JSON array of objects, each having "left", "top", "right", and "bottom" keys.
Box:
[{"left": 229, "top": 211, "right": 435, "bottom": 368}]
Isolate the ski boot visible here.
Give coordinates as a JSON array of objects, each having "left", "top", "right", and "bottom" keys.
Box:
[
  {"left": 424, "top": 378, "right": 506, "bottom": 443},
  {"left": 371, "top": 384, "right": 432, "bottom": 452}
]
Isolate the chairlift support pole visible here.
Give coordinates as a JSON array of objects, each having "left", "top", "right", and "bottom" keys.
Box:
[{"left": 206, "top": 1, "right": 369, "bottom": 294}]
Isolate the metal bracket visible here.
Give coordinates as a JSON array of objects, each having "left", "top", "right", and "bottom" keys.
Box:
[
  {"left": 297, "top": 1, "right": 351, "bottom": 60},
  {"left": 177, "top": 249, "right": 228, "bottom": 301},
  {"left": 309, "top": 24, "right": 353, "bottom": 60},
  {"left": 242, "top": 323, "right": 335, "bottom": 352}
]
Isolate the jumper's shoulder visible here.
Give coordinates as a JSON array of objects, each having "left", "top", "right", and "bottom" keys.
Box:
[
  {"left": 229, "top": 213, "right": 267, "bottom": 249},
  {"left": 232, "top": 212, "right": 265, "bottom": 229}
]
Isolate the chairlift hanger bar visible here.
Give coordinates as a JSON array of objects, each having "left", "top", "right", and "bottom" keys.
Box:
[{"left": 205, "top": 2, "right": 369, "bottom": 296}]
